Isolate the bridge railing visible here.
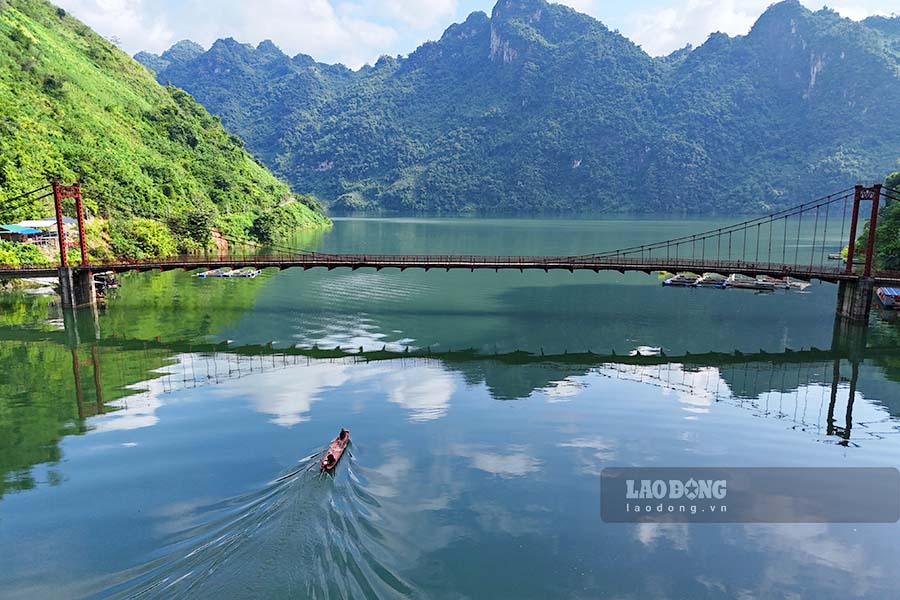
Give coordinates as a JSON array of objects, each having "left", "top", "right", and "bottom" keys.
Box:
[{"left": 67, "top": 253, "right": 851, "bottom": 278}]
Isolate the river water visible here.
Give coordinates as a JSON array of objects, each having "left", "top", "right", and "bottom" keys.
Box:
[{"left": 1, "top": 217, "right": 899, "bottom": 599}]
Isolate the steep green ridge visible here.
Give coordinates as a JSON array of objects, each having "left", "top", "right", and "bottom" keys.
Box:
[
  {"left": 138, "top": 0, "right": 900, "bottom": 214},
  {"left": 0, "top": 0, "right": 328, "bottom": 258}
]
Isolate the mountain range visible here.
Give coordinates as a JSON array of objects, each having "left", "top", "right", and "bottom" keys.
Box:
[{"left": 137, "top": 0, "right": 900, "bottom": 215}]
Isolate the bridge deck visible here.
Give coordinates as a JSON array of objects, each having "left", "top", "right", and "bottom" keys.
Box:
[{"left": 1, "top": 254, "right": 892, "bottom": 283}]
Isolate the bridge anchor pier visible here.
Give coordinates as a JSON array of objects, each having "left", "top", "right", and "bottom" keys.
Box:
[
  {"left": 836, "top": 277, "right": 874, "bottom": 323},
  {"left": 58, "top": 267, "right": 96, "bottom": 310}
]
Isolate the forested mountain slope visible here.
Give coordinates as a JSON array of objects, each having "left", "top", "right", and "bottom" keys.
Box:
[
  {"left": 138, "top": 0, "right": 900, "bottom": 214},
  {"left": 0, "top": 0, "right": 328, "bottom": 258}
]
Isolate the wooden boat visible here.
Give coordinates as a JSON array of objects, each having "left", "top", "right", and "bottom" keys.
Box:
[
  {"left": 663, "top": 273, "right": 700, "bottom": 287},
  {"left": 320, "top": 429, "right": 350, "bottom": 472},
  {"left": 726, "top": 274, "right": 776, "bottom": 291},
  {"left": 696, "top": 273, "right": 727, "bottom": 288},
  {"left": 876, "top": 287, "right": 900, "bottom": 310}
]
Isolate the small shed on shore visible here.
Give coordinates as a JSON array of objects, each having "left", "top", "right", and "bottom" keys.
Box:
[{"left": 0, "top": 224, "right": 43, "bottom": 243}]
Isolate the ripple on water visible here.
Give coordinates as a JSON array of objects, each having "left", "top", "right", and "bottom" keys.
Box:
[{"left": 96, "top": 446, "right": 416, "bottom": 600}]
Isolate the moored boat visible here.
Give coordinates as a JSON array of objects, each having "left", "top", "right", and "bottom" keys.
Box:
[
  {"left": 726, "top": 274, "right": 776, "bottom": 291},
  {"left": 876, "top": 287, "right": 900, "bottom": 309},
  {"left": 696, "top": 273, "right": 727, "bottom": 288},
  {"left": 785, "top": 277, "right": 812, "bottom": 291},
  {"left": 663, "top": 273, "right": 700, "bottom": 287},
  {"left": 756, "top": 275, "right": 790, "bottom": 290},
  {"left": 320, "top": 429, "right": 351, "bottom": 472},
  {"left": 195, "top": 268, "right": 226, "bottom": 279},
  {"left": 232, "top": 267, "right": 262, "bottom": 278}
]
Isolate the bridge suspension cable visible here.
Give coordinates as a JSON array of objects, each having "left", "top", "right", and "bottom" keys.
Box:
[
  {"left": 0, "top": 184, "right": 54, "bottom": 212},
  {"left": 562, "top": 187, "right": 857, "bottom": 275}
]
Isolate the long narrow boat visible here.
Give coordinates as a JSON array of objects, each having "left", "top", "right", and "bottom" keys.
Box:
[{"left": 320, "top": 429, "right": 351, "bottom": 472}]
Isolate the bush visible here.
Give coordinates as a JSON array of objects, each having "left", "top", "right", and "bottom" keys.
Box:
[
  {"left": 0, "top": 241, "right": 51, "bottom": 267},
  {"left": 168, "top": 205, "right": 218, "bottom": 251},
  {"left": 109, "top": 217, "right": 178, "bottom": 259},
  {"left": 250, "top": 202, "right": 323, "bottom": 243}
]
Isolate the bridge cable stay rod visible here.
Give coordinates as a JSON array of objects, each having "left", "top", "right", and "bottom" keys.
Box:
[
  {"left": 743, "top": 227, "right": 747, "bottom": 261},
  {"left": 716, "top": 229, "right": 721, "bottom": 267},
  {"left": 810, "top": 205, "right": 820, "bottom": 272},
  {"left": 582, "top": 188, "right": 855, "bottom": 258},
  {"left": 756, "top": 223, "right": 761, "bottom": 262},
  {"left": 768, "top": 218, "right": 773, "bottom": 264},
  {"left": 570, "top": 188, "right": 854, "bottom": 261},
  {"left": 577, "top": 194, "right": 853, "bottom": 265},
  {"left": 841, "top": 198, "right": 850, "bottom": 251},
  {"left": 795, "top": 210, "right": 803, "bottom": 267},
  {"left": 820, "top": 203, "right": 830, "bottom": 268}
]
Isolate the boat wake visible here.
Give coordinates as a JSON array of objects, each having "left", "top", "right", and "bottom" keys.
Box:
[{"left": 95, "top": 446, "right": 415, "bottom": 599}]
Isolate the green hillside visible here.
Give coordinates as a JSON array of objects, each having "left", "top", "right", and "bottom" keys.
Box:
[
  {"left": 139, "top": 0, "right": 900, "bottom": 214},
  {"left": 0, "top": 0, "right": 329, "bottom": 259}
]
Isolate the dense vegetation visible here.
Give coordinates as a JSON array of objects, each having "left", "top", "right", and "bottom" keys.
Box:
[
  {"left": 0, "top": 0, "right": 329, "bottom": 260},
  {"left": 864, "top": 172, "right": 900, "bottom": 270},
  {"left": 0, "top": 240, "right": 50, "bottom": 267},
  {"left": 138, "top": 0, "right": 900, "bottom": 215}
]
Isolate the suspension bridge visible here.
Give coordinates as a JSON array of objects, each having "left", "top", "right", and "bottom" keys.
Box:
[{"left": 2, "top": 181, "right": 900, "bottom": 322}]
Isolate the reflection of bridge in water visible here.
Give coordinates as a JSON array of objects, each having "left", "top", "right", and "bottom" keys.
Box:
[
  {"left": 145, "top": 350, "right": 888, "bottom": 445},
  {"left": 8, "top": 312, "right": 895, "bottom": 446}
]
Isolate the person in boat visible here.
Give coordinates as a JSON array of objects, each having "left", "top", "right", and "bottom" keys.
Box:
[
  {"left": 324, "top": 453, "right": 336, "bottom": 468},
  {"left": 339, "top": 429, "right": 349, "bottom": 442}
]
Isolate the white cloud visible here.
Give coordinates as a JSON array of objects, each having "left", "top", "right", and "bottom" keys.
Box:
[
  {"left": 381, "top": 0, "right": 458, "bottom": 29},
  {"left": 50, "top": 0, "right": 900, "bottom": 68},
  {"left": 623, "top": 0, "right": 897, "bottom": 57},
  {"left": 55, "top": 0, "right": 173, "bottom": 53},
  {"left": 55, "top": 0, "right": 399, "bottom": 68},
  {"left": 625, "top": 0, "right": 762, "bottom": 56},
  {"left": 382, "top": 366, "right": 455, "bottom": 422},
  {"left": 452, "top": 443, "right": 543, "bottom": 477},
  {"left": 557, "top": 0, "right": 598, "bottom": 15}
]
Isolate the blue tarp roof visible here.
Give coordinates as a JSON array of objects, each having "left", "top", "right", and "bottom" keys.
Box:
[
  {"left": 0, "top": 224, "right": 42, "bottom": 235},
  {"left": 880, "top": 288, "right": 900, "bottom": 296}
]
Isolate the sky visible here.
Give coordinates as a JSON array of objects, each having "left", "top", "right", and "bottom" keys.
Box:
[{"left": 54, "top": 0, "right": 899, "bottom": 69}]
